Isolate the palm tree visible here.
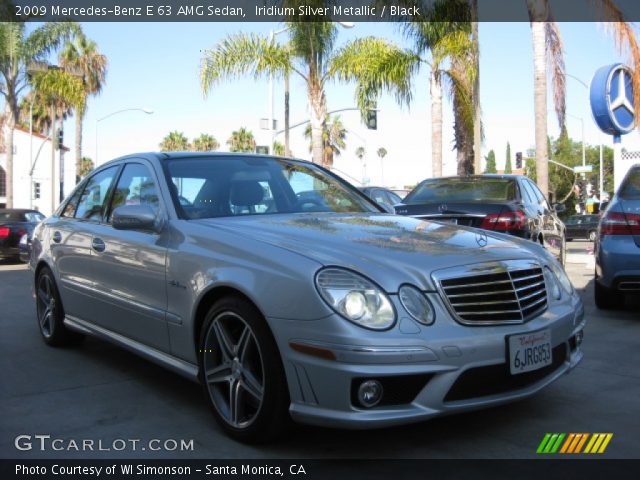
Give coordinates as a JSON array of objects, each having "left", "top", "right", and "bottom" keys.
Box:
[
  {"left": 200, "top": 18, "right": 413, "bottom": 165},
  {"left": 226, "top": 127, "right": 255, "bottom": 153},
  {"left": 79, "top": 156, "right": 94, "bottom": 177},
  {"left": 526, "top": 0, "right": 640, "bottom": 198},
  {"left": 335, "top": 3, "right": 475, "bottom": 177},
  {"left": 401, "top": 16, "right": 475, "bottom": 178},
  {"left": 192, "top": 133, "right": 219, "bottom": 151},
  {"left": 160, "top": 131, "right": 190, "bottom": 152},
  {"left": 59, "top": 34, "right": 107, "bottom": 182},
  {"left": 272, "top": 141, "right": 285, "bottom": 156},
  {"left": 304, "top": 114, "right": 347, "bottom": 168},
  {"left": 28, "top": 67, "right": 84, "bottom": 208},
  {"left": 0, "top": 21, "right": 80, "bottom": 208},
  {"left": 377, "top": 147, "right": 388, "bottom": 185}
]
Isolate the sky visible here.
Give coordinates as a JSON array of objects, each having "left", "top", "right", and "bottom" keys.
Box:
[{"left": 8, "top": 20, "right": 640, "bottom": 190}]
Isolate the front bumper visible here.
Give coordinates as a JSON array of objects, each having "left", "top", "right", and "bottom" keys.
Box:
[{"left": 272, "top": 293, "right": 584, "bottom": 429}]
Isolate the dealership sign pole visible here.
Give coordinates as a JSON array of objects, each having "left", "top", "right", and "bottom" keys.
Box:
[{"left": 590, "top": 63, "right": 636, "bottom": 192}]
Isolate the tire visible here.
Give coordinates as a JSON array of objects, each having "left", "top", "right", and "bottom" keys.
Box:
[
  {"left": 588, "top": 230, "right": 597, "bottom": 242},
  {"left": 198, "top": 296, "right": 290, "bottom": 443},
  {"left": 36, "top": 267, "right": 84, "bottom": 346},
  {"left": 594, "top": 280, "right": 621, "bottom": 310}
]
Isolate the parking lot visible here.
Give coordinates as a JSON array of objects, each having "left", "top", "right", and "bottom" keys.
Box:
[{"left": 1, "top": 240, "right": 638, "bottom": 459}]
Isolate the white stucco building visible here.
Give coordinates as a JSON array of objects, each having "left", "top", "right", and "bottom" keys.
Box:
[{"left": 1, "top": 121, "right": 74, "bottom": 216}]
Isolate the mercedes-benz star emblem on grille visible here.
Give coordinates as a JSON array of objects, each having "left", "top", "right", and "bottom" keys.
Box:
[{"left": 438, "top": 204, "right": 448, "bottom": 213}]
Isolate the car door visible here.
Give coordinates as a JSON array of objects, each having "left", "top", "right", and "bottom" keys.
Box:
[
  {"left": 85, "top": 161, "right": 170, "bottom": 351},
  {"left": 49, "top": 166, "right": 120, "bottom": 320},
  {"left": 526, "top": 179, "right": 564, "bottom": 260}
]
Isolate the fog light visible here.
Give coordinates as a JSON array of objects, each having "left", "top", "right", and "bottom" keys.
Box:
[
  {"left": 575, "top": 330, "right": 584, "bottom": 347},
  {"left": 357, "top": 380, "right": 383, "bottom": 408}
]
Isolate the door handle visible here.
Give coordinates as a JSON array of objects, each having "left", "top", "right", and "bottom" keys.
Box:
[
  {"left": 92, "top": 237, "right": 106, "bottom": 253},
  {"left": 52, "top": 231, "right": 62, "bottom": 243}
]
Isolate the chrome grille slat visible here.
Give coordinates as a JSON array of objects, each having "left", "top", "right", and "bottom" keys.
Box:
[
  {"left": 434, "top": 261, "right": 548, "bottom": 325},
  {"left": 442, "top": 279, "right": 512, "bottom": 289},
  {"left": 446, "top": 289, "right": 515, "bottom": 298}
]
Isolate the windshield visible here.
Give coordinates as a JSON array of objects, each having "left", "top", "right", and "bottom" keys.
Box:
[
  {"left": 164, "top": 156, "right": 379, "bottom": 219},
  {"left": 403, "top": 178, "right": 517, "bottom": 204}
]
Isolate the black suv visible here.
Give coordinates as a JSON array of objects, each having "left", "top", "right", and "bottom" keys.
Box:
[{"left": 395, "top": 175, "right": 567, "bottom": 265}]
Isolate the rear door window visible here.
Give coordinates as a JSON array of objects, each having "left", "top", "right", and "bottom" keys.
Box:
[{"left": 620, "top": 167, "right": 640, "bottom": 199}]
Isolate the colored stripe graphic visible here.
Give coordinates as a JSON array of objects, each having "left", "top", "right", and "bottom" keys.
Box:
[{"left": 538, "top": 433, "right": 613, "bottom": 454}]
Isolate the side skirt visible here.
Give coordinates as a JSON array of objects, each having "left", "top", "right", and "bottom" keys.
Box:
[{"left": 64, "top": 315, "right": 199, "bottom": 382}]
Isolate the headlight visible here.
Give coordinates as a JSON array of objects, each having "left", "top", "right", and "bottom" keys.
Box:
[
  {"left": 315, "top": 268, "right": 396, "bottom": 330},
  {"left": 399, "top": 285, "right": 435, "bottom": 325},
  {"left": 543, "top": 267, "right": 562, "bottom": 300},
  {"left": 548, "top": 262, "right": 574, "bottom": 295}
]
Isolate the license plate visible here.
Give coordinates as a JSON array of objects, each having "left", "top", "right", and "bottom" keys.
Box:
[
  {"left": 439, "top": 218, "right": 458, "bottom": 225},
  {"left": 508, "top": 329, "right": 552, "bottom": 375}
]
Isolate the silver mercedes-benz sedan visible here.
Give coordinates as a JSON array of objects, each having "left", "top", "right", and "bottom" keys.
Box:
[{"left": 30, "top": 153, "right": 584, "bottom": 442}]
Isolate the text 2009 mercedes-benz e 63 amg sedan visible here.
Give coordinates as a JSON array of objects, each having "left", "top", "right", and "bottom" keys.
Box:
[{"left": 30, "top": 153, "right": 584, "bottom": 442}]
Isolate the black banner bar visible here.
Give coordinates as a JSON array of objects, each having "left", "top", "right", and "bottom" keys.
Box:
[
  {"left": 2, "top": 459, "right": 640, "bottom": 480},
  {"left": 3, "top": 0, "right": 640, "bottom": 23}
]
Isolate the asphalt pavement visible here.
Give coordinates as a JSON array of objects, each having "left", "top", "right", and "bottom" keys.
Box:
[{"left": 0, "top": 240, "right": 638, "bottom": 459}]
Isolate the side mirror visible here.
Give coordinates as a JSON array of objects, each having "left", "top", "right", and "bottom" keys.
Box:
[
  {"left": 112, "top": 205, "right": 162, "bottom": 232},
  {"left": 553, "top": 203, "right": 566, "bottom": 213}
]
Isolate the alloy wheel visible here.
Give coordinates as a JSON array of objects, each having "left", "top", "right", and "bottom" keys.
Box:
[
  {"left": 202, "top": 311, "right": 265, "bottom": 429},
  {"left": 36, "top": 273, "right": 56, "bottom": 338}
]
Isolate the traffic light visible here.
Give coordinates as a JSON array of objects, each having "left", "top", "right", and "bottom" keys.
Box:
[
  {"left": 55, "top": 129, "right": 64, "bottom": 150},
  {"left": 364, "top": 103, "right": 377, "bottom": 130},
  {"left": 33, "top": 182, "right": 40, "bottom": 200},
  {"left": 515, "top": 152, "right": 522, "bottom": 169}
]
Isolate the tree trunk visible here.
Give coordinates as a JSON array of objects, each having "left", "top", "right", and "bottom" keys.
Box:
[
  {"left": 284, "top": 73, "right": 291, "bottom": 157},
  {"left": 3, "top": 101, "right": 17, "bottom": 208},
  {"left": 75, "top": 108, "right": 84, "bottom": 183},
  {"left": 430, "top": 70, "right": 443, "bottom": 178},
  {"left": 472, "top": 0, "right": 481, "bottom": 175},
  {"left": 529, "top": 1, "right": 550, "bottom": 198},
  {"left": 308, "top": 86, "right": 326, "bottom": 165}
]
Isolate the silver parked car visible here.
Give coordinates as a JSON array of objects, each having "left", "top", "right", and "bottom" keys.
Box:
[
  {"left": 31, "top": 153, "right": 584, "bottom": 442},
  {"left": 594, "top": 164, "right": 640, "bottom": 308}
]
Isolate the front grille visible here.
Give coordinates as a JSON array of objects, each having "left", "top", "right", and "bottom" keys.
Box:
[
  {"left": 436, "top": 261, "right": 547, "bottom": 325},
  {"left": 444, "top": 343, "right": 567, "bottom": 402}
]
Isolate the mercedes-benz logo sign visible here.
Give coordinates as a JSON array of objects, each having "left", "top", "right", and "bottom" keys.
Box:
[
  {"left": 438, "top": 204, "right": 448, "bottom": 213},
  {"left": 475, "top": 231, "right": 488, "bottom": 247},
  {"left": 607, "top": 64, "right": 635, "bottom": 133}
]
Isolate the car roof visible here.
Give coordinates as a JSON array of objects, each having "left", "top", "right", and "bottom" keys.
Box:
[
  {"left": 96, "top": 151, "right": 313, "bottom": 168},
  {"left": 420, "top": 174, "right": 522, "bottom": 181},
  {"left": 0, "top": 209, "right": 42, "bottom": 214}
]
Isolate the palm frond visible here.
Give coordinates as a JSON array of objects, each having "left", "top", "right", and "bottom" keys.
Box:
[
  {"left": 200, "top": 33, "right": 292, "bottom": 97},
  {"left": 330, "top": 37, "right": 419, "bottom": 113},
  {"left": 545, "top": 21, "right": 566, "bottom": 130},
  {"left": 595, "top": 0, "right": 640, "bottom": 131},
  {"left": 24, "top": 22, "right": 81, "bottom": 60},
  {"left": 30, "top": 68, "right": 85, "bottom": 111}
]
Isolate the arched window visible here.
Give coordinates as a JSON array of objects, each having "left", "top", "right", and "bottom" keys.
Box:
[{"left": 0, "top": 165, "right": 6, "bottom": 197}]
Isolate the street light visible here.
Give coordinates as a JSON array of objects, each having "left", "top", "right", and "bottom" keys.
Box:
[
  {"left": 95, "top": 108, "right": 154, "bottom": 165},
  {"left": 559, "top": 70, "right": 606, "bottom": 195}
]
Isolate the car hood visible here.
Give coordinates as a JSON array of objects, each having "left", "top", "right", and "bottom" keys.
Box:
[{"left": 194, "top": 213, "right": 546, "bottom": 292}]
